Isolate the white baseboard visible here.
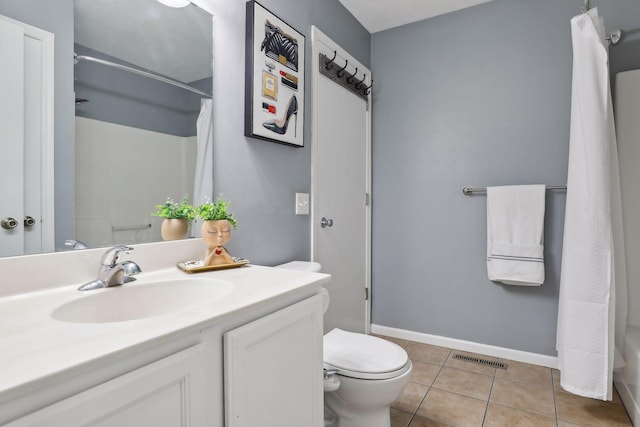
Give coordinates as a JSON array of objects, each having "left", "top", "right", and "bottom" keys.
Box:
[{"left": 371, "top": 324, "right": 558, "bottom": 369}]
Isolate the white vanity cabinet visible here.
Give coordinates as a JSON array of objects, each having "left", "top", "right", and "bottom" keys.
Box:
[
  {"left": 2, "top": 289, "right": 325, "bottom": 427},
  {"left": 224, "top": 294, "right": 324, "bottom": 427},
  {"left": 5, "top": 344, "right": 209, "bottom": 427}
]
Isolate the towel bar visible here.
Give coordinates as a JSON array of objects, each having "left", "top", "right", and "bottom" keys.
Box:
[{"left": 462, "top": 185, "right": 567, "bottom": 196}]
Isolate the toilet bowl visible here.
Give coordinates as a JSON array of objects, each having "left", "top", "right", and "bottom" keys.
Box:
[
  {"left": 274, "top": 261, "right": 412, "bottom": 427},
  {"left": 323, "top": 328, "right": 412, "bottom": 427}
]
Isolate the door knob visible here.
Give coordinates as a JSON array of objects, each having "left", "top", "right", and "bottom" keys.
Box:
[
  {"left": 24, "top": 216, "right": 36, "bottom": 227},
  {"left": 1, "top": 217, "right": 18, "bottom": 230},
  {"left": 320, "top": 217, "right": 334, "bottom": 228}
]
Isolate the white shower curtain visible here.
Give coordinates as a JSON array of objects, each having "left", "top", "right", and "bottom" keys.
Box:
[
  {"left": 192, "top": 99, "right": 213, "bottom": 236},
  {"left": 556, "top": 8, "right": 627, "bottom": 401}
]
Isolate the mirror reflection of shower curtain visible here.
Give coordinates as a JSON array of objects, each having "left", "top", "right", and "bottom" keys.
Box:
[
  {"left": 556, "top": 7, "right": 627, "bottom": 401},
  {"left": 192, "top": 99, "right": 213, "bottom": 237}
]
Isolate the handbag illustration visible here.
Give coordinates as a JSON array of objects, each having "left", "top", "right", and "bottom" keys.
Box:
[{"left": 260, "top": 20, "right": 298, "bottom": 72}]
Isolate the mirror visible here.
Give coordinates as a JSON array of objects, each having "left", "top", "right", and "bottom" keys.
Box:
[{"left": 0, "top": 0, "right": 213, "bottom": 257}]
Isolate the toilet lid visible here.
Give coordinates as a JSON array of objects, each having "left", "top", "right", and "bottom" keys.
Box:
[{"left": 323, "top": 329, "right": 409, "bottom": 376}]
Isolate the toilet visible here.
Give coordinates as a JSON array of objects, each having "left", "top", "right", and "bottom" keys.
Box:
[{"left": 275, "top": 261, "right": 412, "bottom": 427}]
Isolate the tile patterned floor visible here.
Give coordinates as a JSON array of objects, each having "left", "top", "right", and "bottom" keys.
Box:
[{"left": 375, "top": 335, "right": 633, "bottom": 427}]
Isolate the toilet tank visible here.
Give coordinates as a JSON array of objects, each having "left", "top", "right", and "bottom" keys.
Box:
[{"left": 274, "top": 261, "right": 322, "bottom": 273}]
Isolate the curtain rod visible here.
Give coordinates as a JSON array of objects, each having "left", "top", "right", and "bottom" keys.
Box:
[
  {"left": 607, "top": 30, "right": 623, "bottom": 45},
  {"left": 74, "top": 54, "right": 212, "bottom": 98},
  {"left": 462, "top": 185, "right": 567, "bottom": 196},
  {"left": 580, "top": 0, "right": 624, "bottom": 44}
]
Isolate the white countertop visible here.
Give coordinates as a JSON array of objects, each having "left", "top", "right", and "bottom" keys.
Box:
[{"left": 0, "top": 263, "right": 330, "bottom": 402}]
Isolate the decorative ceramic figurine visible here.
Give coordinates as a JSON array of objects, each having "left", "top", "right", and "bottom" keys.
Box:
[
  {"left": 201, "top": 219, "right": 234, "bottom": 266},
  {"left": 196, "top": 196, "right": 238, "bottom": 266}
]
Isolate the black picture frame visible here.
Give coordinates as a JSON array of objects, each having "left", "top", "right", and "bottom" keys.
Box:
[{"left": 245, "top": 1, "right": 305, "bottom": 147}]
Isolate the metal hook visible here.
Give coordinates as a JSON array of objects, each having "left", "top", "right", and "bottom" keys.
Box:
[
  {"left": 355, "top": 73, "right": 367, "bottom": 90},
  {"left": 336, "top": 59, "right": 349, "bottom": 78},
  {"left": 324, "top": 51, "right": 337, "bottom": 70},
  {"left": 363, "top": 80, "right": 373, "bottom": 95},
  {"left": 346, "top": 67, "right": 359, "bottom": 84}
]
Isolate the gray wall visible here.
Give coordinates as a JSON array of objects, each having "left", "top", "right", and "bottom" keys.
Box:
[
  {"left": 371, "top": 0, "right": 640, "bottom": 356},
  {"left": 0, "top": 0, "right": 75, "bottom": 251},
  {"left": 206, "top": 0, "right": 370, "bottom": 266}
]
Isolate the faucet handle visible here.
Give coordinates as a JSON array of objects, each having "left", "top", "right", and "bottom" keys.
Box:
[{"left": 101, "top": 245, "right": 134, "bottom": 266}]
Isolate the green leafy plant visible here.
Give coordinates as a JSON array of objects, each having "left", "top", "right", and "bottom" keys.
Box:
[
  {"left": 196, "top": 195, "right": 237, "bottom": 228},
  {"left": 152, "top": 195, "right": 195, "bottom": 222}
]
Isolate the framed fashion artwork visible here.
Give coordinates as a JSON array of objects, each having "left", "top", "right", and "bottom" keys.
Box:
[{"left": 245, "top": 1, "right": 305, "bottom": 147}]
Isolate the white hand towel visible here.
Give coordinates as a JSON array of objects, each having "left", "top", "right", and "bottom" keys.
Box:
[{"left": 486, "top": 185, "right": 546, "bottom": 286}]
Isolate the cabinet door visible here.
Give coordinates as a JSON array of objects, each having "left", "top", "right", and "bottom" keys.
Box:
[
  {"left": 6, "top": 344, "right": 207, "bottom": 427},
  {"left": 224, "top": 294, "right": 324, "bottom": 427}
]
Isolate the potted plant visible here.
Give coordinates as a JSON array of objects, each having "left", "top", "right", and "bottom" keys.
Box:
[
  {"left": 196, "top": 195, "right": 237, "bottom": 266},
  {"left": 152, "top": 195, "right": 195, "bottom": 240}
]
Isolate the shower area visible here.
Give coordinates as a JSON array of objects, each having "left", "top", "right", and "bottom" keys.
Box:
[{"left": 614, "top": 68, "right": 640, "bottom": 425}]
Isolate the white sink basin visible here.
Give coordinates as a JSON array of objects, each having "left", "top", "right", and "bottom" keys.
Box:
[{"left": 51, "top": 278, "right": 234, "bottom": 323}]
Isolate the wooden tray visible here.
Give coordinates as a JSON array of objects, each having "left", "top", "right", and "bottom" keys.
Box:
[{"left": 177, "top": 258, "right": 249, "bottom": 273}]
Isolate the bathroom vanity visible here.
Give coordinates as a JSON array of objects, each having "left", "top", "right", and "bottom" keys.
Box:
[{"left": 0, "top": 240, "right": 328, "bottom": 426}]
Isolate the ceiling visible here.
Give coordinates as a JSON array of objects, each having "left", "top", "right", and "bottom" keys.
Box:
[
  {"left": 74, "top": 0, "right": 213, "bottom": 83},
  {"left": 338, "top": 0, "right": 494, "bottom": 33}
]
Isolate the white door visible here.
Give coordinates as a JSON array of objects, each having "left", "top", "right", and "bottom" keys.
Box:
[
  {"left": 0, "top": 17, "right": 25, "bottom": 257},
  {"left": 312, "top": 27, "right": 371, "bottom": 334},
  {"left": 0, "top": 15, "right": 54, "bottom": 257}
]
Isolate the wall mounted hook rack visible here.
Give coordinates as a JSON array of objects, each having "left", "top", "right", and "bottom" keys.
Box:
[{"left": 319, "top": 53, "right": 371, "bottom": 101}]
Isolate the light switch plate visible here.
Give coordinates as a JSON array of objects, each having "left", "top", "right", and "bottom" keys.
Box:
[{"left": 295, "top": 193, "right": 310, "bottom": 215}]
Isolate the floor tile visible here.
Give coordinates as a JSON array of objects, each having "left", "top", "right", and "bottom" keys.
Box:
[
  {"left": 489, "top": 377, "right": 555, "bottom": 417},
  {"left": 408, "top": 414, "right": 453, "bottom": 427},
  {"left": 417, "top": 388, "right": 487, "bottom": 427},
  {"left": 391, "top": 408, "right": 414, "bottom": 427},
  {"left": 392, "top": 381, "right": 429, "bottom": 414},
  {"left": 556, "top": 390, "right": 633, "bottom": 426},
  {"left": 495, "top": 359, "right": 552, "bottom": 387},
  {"left": 557, "top": 421, "right": 582, "bottom": 427},
  {"left": 433, "top": 366, "right": 493, "bottom": 400},
  {"left": 483, "top": 403, "right": 556, "bottom": 427},
  {"left": 613, "top": 386, "right": 623, "bottom": 405},
  {"left": 405, "top": 342, "right": 451, "bottom": 365},
  {"left": 377, "top": 335, "right": 636, "bottom": 427},
  {"left": 410, "top": 360, "right": 442, "bottom": 386},
  {"left": 445, "top": 350, "right": 498, "bottom": 376}
]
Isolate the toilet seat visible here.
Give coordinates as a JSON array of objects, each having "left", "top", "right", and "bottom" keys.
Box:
[{"left": 324, "top": 328, "right": 410, "bottom": 380}]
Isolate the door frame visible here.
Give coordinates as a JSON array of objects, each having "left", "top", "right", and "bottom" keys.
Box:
[
  {"left": 310, "top": 26, "right": 372, "bottom": 332},
  {"left": 0, "top": 14, "right": 55, "bottom": 253}
]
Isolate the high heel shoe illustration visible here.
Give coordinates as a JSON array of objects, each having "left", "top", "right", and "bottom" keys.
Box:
[{"left": 262, "top": 95, "right": 298, "bottom": 137}]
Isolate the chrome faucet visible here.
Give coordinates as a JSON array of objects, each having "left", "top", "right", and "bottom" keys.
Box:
[
  {"left": 78, "top": 245, "right": 142, "bottom": 291},
  {"left": 65, "top": 239, "right": 89, "bottom": 250}
]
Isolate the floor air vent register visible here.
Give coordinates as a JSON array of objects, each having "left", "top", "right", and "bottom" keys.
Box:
[{"left": 452, "top": 353, "right": 507, "bottom": 370}]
